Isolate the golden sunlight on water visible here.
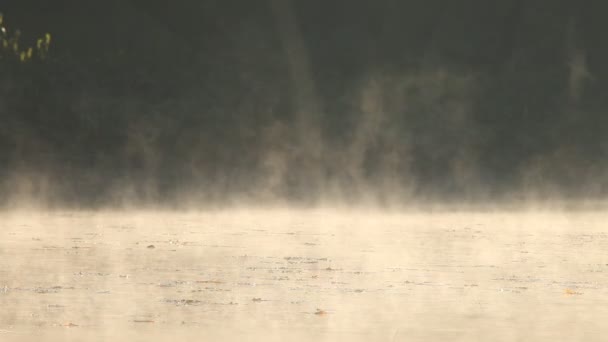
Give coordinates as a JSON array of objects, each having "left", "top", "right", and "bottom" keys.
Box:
[{"left": 1, "top": 209, "right": 608, "bottom": 341}]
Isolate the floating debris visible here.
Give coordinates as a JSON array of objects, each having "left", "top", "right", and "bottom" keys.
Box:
[
  {"left": 314, "top": 309, "right": 327, "bottom": 316},
  {"left": 164, "top": 299, "right": 204, "bottom": 306},
  {"left": 28, "top": 286, "right": 65, "bottom": 294},
  {"left": 196, "top": 280, "right": 223, "bottom": 284},
  {"left": 147, "top": 245, "right": 155, "bottom": 249},
  {"left": 564, "top": 288, "right": 583, "bottom": 295}
]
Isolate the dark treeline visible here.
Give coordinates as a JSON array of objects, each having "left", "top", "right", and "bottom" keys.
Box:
[{"left": 1, "top": 0, "right": 607, "bottom": 207}]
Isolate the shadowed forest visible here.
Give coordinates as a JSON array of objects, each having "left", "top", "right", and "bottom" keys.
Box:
[{"left": 1, "top": 0, "right": 607, "bottom": 207}]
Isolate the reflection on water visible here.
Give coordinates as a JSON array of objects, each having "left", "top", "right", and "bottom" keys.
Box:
[{"left": 1, "top": 209, "right": 607, "bottom": 341}]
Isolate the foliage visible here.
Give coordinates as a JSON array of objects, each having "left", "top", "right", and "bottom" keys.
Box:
[{"left": 0, "top": 13, "right": 51, "bottom": 62}]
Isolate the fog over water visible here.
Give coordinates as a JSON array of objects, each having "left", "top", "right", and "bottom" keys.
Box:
[
  {"left": 2, "top": 209, "right": 608, "bottom": 342},
  {"left": 1, "top": 1, "right": 608, "bottom": 341},
  {"left": 1, "top": 0, "right": 608, "bottom": 207}
]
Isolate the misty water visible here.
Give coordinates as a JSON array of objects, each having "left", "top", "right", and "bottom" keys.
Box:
[{"left": 1, "top": 209, "right": 607, "bottom": 341}]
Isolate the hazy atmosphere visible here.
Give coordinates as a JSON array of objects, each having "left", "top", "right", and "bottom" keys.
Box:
[
  {"left": 2, "top": 2, "right": 608, "bottom": 342},
  {"left": 2, "top": 0, "right": 607, "bottom": 208}
]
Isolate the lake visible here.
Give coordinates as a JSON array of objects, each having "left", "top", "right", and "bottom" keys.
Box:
[{"left": 1, "top": 209, "right": 607, "bottom": 341}]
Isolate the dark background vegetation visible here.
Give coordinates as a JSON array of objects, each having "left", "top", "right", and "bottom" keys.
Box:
[{"left": 1, "top": 0, "right": 607, "bottom": 207}]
